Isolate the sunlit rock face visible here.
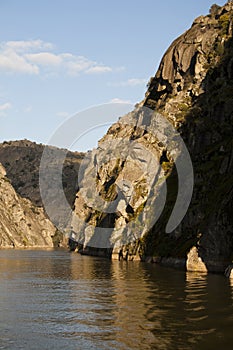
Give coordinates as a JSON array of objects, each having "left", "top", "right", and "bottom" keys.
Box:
[
  {"left": 186, "top": 247, "right": 208, "bottom": 273},
  {"left": 0, "top": 139, "right": 84, "bottom": 245},
  {"left": 0, "top": 163, "right": 55, "bottom": 248},
  {"left": 224, "top": 264, "right": 233, "bottom": 278},
  {"left": 73, "top": 2, "right": 233, "bottom": 271}
]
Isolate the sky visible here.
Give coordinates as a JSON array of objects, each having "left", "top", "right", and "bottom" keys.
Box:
[{"left": 0, "top": 0, "right": 227, "bottom": 151}]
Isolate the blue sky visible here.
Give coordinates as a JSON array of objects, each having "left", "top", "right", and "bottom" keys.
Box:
[{"left": 0, "top": 0, "right": 226, "bottom": 151}]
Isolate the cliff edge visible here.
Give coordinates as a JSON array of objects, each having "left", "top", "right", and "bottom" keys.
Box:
[{"left": 71, "top": 2, "right": 233, "bottom": 273}]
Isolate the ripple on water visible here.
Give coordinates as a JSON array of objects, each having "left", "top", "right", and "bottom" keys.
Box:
[{"left": 0, "top": 250, "right": 233, "bottom": 350}]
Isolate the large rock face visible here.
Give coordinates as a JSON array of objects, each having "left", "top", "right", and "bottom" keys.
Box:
[
  {"left": 143, "top": 1, "right": 233, "bottom": 272},
  {"left": 71, "top": 1, "right": 233, "bottom": 272},
  {"left": 0, "top": 140, "right": 84, "bottom": 208},
  {"left": 0, "top": 140, "right": 84, "bottom": 242},
  {"left": 0, "top": 163, "right": 55, "bottom": 248}
]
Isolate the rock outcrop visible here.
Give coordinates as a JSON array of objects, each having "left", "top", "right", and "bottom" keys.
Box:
[
  {"left": 0, "top": 140, "right": 84, "bottom": 244},
  {"left": 0, "top": 163, "right": 55, "bottom": 248},
  {"left": 70, "top": 1, "right": 233, "bottom": 272},
  {"left": 0, "top": 140, "right": 84, "bottom": 208},
  {"left": 142, "top": 1, "right": 233, "bottom": 272}
]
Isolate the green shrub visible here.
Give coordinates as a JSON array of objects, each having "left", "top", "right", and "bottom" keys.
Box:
[{"left": 219, "top": 13, "right": 230, "bottom": 35}]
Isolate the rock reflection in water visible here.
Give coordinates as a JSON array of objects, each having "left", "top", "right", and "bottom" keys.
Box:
[{"left": 0, "top": 250, "right": 233, "bottom": 350}]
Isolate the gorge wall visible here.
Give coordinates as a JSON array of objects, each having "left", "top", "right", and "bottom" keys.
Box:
[
  {"left": 0, "top": 140, "right": 84, "bottom": 247},
  {"left": 0, "top": 2, "right": 232, "bottom": 273},
  {"left": 71, "top": 1, "right": 233, "bottom": 272},
  {"left": 0, "top": 163, "right": 55, "bottom": 248},
  {"left": 142, "top": 1, "right": 233, "bottom": 272}
]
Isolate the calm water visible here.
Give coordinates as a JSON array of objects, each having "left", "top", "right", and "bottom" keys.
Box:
[{"left": 0, "top": 250, "right": 233, "bottom": 350}]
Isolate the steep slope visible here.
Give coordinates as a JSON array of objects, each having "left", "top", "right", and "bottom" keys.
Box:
[
  {"left": 142, "top": 1, "right": 233, "bottom": 272},
  {"left": 0, "top": 139, "right": 84, "bottom": 208},
  {"left": 0, "top": 140, "right": 84, "bottom": 242},
  {"left": 71, "top": 1, "right": 233, "bottom": 272},
  {"left": 0, "top": 163, "right": 55, "bottom": 248}
]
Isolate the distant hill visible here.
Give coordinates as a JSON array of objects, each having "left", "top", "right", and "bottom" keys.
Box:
[
  {"left": 0, "top": 139, "right": 84, "bottom": 207},
  {"left": 0, "top": 139, "right": 85, "bottom": 246}
]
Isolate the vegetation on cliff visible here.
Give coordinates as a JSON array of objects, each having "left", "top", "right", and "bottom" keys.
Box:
[{"left": 71, "top": 1, "right": 233, "bottom": 272}]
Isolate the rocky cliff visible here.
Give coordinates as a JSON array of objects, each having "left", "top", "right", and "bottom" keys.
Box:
[
  {"left": 0, "top": 140, "right": 84, "bottom": 246},
  {"left": 0, "top": 140, "right": 84, "bottom": 208},
  {"left": 71, "top": 1, "right": 233, "bottom": 272},
  {"left": 0, "top": 163, "right": 55, "bottom": 248},
  {"left": 142, "top": 1, "right": 233, "bottom": 272}
]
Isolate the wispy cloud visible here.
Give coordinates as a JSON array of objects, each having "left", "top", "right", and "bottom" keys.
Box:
[
  {"left": 25, "top": 52, "right": 62, "bottom": 66},
  {"left": 0, "top": 101, "right": 12, "bottom": 117},
  {"left": 5, "top": 40, "right": 53, "bottom": 52},
  {"left": 109, "top": 78, "right": 147, "bottom": 87},
  {"left": 24, "top": 105, "right": 32, "bottom": 113},
  {"left": 0, "top": 102, "right": 11, "bottom": 111},
  {"left": 0, "top": 48, "right": 39, "bottom": 74},
  {"left": 109, "top": 98, "right": 132, "bottom": 104},
  {"left": 0, "top": 40, "right": 115, "bottom": 76},
  {"left": 56, "top": 111, "right": 70, "bottom": 118},
  {"left": 86, "top": 66, "right": 112, "bottom": 74}
]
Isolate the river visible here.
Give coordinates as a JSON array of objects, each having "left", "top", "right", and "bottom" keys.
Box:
[{"left": 0, "top": 249, "right": 233, "bottom": 350}]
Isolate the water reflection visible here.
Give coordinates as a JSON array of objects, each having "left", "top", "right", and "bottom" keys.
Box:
[
  {"left": 184, "top": 272, "right": 212, "bottom": 348},
  {"left": 0, "top": 250, "right": 233, "bottom": 350},
  {"left": 110, "top": 262, "right": 157, "bottom": 349},
  {"left": 185, "top": 272, "right": 208, "bottom": 322}
]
